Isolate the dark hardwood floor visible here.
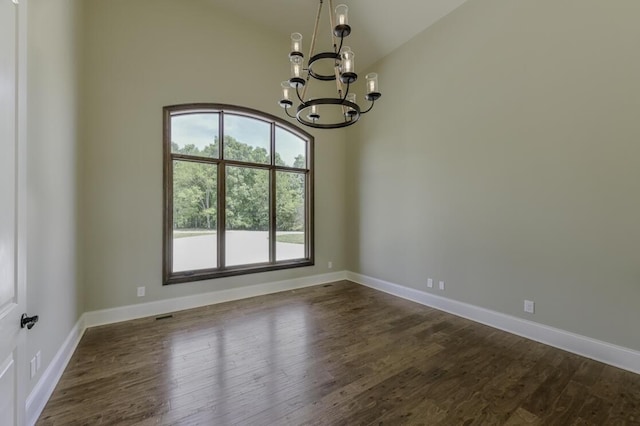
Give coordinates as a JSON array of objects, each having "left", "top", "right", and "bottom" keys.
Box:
[{"left": 37, "top": 281, "right": 640, "bottom": 425}]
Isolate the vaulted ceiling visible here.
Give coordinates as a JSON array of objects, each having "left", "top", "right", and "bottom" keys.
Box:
[{"left": 209, "top": 0, "right": 469, "bottom": 69}]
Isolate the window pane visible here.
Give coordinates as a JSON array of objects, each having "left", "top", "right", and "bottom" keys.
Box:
[
  {"left": 171, "top": 113, "right": 219, "bottom": 158},
  {"left": 276, "top": 171, "right": 306, "bottom": 261},
  {"left": 223, "top": 114, "right": 270, "bottom": 164},
  {"left": 275, "top": 126, "right": 306, "bottom": 168},
  {"left": 226, "top": 166, "right": 269, "bottom": 266},
  {"left": 172, "top": 160, "right": 217, "bottom": 271}
]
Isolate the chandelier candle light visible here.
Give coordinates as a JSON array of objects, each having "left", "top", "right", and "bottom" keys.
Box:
[{"left": 279, "top": 0, "right": 382, "bottom": 129}]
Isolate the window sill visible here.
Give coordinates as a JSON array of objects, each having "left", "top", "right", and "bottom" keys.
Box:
[{"left": 163, "top": 259, "right": 314, "bottom": 285}]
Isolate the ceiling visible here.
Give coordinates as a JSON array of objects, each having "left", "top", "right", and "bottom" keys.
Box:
[{"left": 208, "top": 0, "right": 469, "bottom": 69}]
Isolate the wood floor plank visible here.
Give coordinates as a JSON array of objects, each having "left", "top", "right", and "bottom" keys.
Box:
[
  {"left": 521, "top": 356, "right": 579, "bottom": 418},
  {"left": 571, "top": 392, "right": 610, "bottom": 426},
  {"left": 37, "top": 281, "right": 640, "bottom": 425},
  {"left": 503, "top": 407, "right": 541, "bottom": 425}
]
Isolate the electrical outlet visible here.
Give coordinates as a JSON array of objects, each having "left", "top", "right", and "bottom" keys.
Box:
[
  {"left": 36, "top": 351, "right": 41, "bottom": 372},
  {"left": 137, "top": 286, "right": 145, "bottom": 297},
  {"left": 328, "top": 261, "right": 333, "bottom": 269},
  {"left": 524, "top": 300, "right": 535, "bottom": 314},
  {"left": 439, "top": 281, "right": 445, "bottom": 291},
  {"left": 427, "top": 278, "right": 433, "bottom": 288}
]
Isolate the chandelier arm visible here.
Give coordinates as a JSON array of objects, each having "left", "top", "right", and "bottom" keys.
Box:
[
  {"left": 360, "top": 99, "right": 376, "bottom": 114},
  {"left": 302, "top": 0, "right": 324, "bottom": 101},
  {"left": 284, "top": 106, "right": 296, "bottom": 119},
  {"left": 336, "top": 34, "right": 344, "bottom": 55},
  {"left": 341, "top": 82, "right": 350, "bottom": 102},
  {"left": 295, "top": 85, "right": 305, "bottom": 104}
]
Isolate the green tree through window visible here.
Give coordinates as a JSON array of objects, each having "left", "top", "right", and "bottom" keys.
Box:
[{"left": 163, "top": 104, "right": 314, "bottom": 284}]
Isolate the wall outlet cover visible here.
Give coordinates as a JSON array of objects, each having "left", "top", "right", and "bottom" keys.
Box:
[
  {"left": 524, "top": 300, "right": 535, "bottom": 314},
  {"left": 427, "top": 278, "right": 433, "bottom": 288},
  {"left": 439, "top": 281, "right": 445, "bottom": 290}
]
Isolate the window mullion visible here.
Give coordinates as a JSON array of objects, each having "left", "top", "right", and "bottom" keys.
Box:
[
  {"left": 269, "top": 123, "right": 276, "bottom": 264},
  {"left": 307, "top": 141, "right": 314, "bottom": 260},
  {"left": 218, "top": 113, "right": 226, "bottom": 269}
]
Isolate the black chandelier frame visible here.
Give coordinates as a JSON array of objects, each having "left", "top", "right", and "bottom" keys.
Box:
[{"left": 279, "top": 0, "right": 382, "bottom": 130}]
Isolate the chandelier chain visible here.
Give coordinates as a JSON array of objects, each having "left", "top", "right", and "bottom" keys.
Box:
[
  {"left": 327, "top": 0, "right": 346, "bottom": 112},
  {"left": 302, "top": 0, "right": 324, "bottom": 101},
  {"left": 327, "top": 0, "right": 337, "bottom": 47},
  {"left": 327, "top": 0, "right": 347, "bottom": 114}
]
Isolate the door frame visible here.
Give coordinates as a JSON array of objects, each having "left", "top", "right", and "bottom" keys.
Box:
[
  {"left": 17, "top": 0, "right": 29, "bottom": 423},
  {"left": 0, "top": 0, "right": 28, "bottom": 421},
  {"left": 12, "top": 0, "right": 29, "bottom": 423}
]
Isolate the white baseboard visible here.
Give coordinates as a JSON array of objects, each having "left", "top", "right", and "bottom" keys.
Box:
[
  {"left": 84, "top": 271, "right": 348, "bottom": 328},
  {"left": 347, "top": 271, "right": 640, "bottom": 375},
  {"left": 26, "top": 315, "right": 87, "bottom": 426}
]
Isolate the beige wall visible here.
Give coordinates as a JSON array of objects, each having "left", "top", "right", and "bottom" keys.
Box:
[
  {"left": 347, "top": 0, "right": 640, "bottom": 350},
  {"left": 27, "top": 0, "right": 640, "bottom": 390},
  {"left": 80, "top": 0, "right": 347, "bottom": 311},
  {"left": 27, "top": 0, "right": 83, "bottom": 393}
]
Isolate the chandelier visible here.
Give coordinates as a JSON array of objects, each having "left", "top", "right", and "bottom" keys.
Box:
[{"left": 279, "top": 1, "right": 382, "bottom": 129}]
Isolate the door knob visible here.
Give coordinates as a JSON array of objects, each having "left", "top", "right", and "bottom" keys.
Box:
[{"left": 20, "top": 313, "right": 39, "bottom": 330}]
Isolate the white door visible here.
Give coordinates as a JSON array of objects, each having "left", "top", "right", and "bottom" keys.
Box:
[{"left": 0, "top": 0, "right": 28, "bottom": 425}]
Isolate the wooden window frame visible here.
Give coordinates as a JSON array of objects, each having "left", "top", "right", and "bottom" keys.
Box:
[{"left": 163, "top": 103, "right": 314, "bottom": 285}]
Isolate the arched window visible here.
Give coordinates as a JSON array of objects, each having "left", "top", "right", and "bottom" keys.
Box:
[{"left": 163, "top": 104, "right": 314, "bottom": 284}]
